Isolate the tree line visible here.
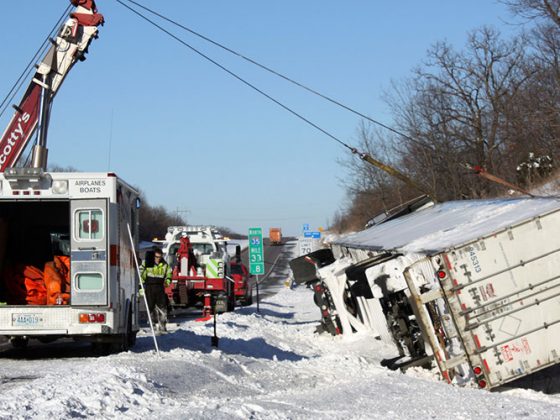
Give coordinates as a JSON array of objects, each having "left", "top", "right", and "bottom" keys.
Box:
[{"left": 333, "top": 0, "right": 560, "bottom": 232}]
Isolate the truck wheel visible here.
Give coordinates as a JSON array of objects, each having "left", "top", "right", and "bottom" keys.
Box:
[
  {"left": 242, "top": 288, "right": 253, "bottom": 306},
  {"left": 126, "top": 306, "right": 137, "bottom": 348},
  {"left": 110, "top": 306, "right": 135, "bottom": 353}
]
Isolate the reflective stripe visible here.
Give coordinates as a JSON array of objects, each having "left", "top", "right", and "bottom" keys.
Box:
[
  {"left": 206, "top": 260, "right": 218, "bottom": 278},
  {"left": 141, "top": 262, "right": 171, "bottom": 282},
  {"left": 206, "top": 259, "right": 224, "bottom": 279}
]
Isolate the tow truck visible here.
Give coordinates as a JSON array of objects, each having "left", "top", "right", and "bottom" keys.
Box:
[
  {"left": 162, "top": 226, "right": 235, "bottom": 315},
  {"left": 0, "top": 1, "right": 140, "bottom": 352}
]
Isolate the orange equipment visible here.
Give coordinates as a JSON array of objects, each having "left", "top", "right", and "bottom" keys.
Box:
[{"left": 44, "top": 256, "right": 71, "bottom": 305}]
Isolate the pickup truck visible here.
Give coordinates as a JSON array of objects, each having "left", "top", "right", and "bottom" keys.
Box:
[{"left": 229, "top": 261, "right": 254, "bottom": 306}]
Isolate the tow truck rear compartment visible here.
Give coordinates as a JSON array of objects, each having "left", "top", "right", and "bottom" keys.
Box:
[{"left": 0, "top": 171, "right": 139, "bottom": 351}]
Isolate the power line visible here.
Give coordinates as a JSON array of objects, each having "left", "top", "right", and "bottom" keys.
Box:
[
  {"left": 114, "top": 0, "right": 355, "bottom": 153},
  {"left": 114, "top": 0, "right": 435, "bottom": 199},
  {"left": 119, "top": 0, "right": 432, "bottom": 151}
]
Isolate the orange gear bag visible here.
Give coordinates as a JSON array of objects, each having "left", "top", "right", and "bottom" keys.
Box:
[
  {"left": 44, "top": 256, "right": 71, "bottom": 305},
  {"left": 23, "top": 265, "right": 47, "bottom": 305}
]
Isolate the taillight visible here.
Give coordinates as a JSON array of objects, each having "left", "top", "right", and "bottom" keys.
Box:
[
  {"left": 473, "top": 366, "right": 483, "bottom": 375},
  {"left": 79, "top": 313, "right": 106, "bottom": 323},
  {"left": 437, "top": 270, "right": 447, "bottom": 279},
  {"left": 478, "top": 379, "right": 487, "bottom": 388}
]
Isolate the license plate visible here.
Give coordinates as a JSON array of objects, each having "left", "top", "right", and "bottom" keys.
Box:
[{"left": 12, "top": 313, "right": 44, "bottom": 327}]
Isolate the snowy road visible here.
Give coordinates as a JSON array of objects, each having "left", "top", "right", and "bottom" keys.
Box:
[{"left": 0, "top": 242, "right": 560, "bottom": 419}]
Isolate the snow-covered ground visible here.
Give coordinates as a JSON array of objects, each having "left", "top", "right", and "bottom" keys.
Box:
[{"left": 1, "top": 277, "right": 560, "bottom": 418}]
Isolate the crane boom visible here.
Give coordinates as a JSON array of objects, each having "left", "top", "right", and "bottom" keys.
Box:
[{"left": 0, "top": 0, "right": 103, "bottom": 171}]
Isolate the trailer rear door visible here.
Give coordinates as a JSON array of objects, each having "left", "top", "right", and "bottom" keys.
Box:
[
  {"left": 70, "top": 199, "right": 109, "bottom": 306},
  {"left": 410, "top": 209, "right": 560, "bottom": 388}
]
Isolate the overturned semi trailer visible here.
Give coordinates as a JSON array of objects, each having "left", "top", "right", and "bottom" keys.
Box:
[{"left": 292, "top": 197, "right": 560, "bottom": 389}]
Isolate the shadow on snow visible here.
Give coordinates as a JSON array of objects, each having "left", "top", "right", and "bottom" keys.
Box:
[{"left": 133, "top": 328, "right": 306, "bottom": 362}]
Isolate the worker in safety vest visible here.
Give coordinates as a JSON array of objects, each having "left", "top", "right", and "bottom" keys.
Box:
[{"left": 140, "top": 247, "right": 172, "bottom": 333}]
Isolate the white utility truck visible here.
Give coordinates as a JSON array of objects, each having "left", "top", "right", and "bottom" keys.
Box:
[
  {"left": 0, "top": 169, "right": 140, "bottom": 351},
  {"left": 295, "top": 197, "right": 560, "bottom": 389}
]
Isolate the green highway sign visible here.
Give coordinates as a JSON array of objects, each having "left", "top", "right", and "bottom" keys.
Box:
[{"left": 248, "top": 227, "right": 265, "bottom": 275}]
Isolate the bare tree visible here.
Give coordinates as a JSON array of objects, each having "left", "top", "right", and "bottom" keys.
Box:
[
  {"left": 137, "top": 191, "right": 186, "bottom": 242},
  {"left": 502, "top": 0, "right": 560, "bottom": 27},
  {"left": 388, "top": 27, "right": 534, "bottom": 198}
]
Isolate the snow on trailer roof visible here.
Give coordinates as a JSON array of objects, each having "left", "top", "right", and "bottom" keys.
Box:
[{"left": 335, "top": 197, "right": 560, "bottom": 255}]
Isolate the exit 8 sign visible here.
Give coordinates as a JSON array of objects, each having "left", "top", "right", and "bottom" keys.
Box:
[{"left": 248, "top": 227, "right": 265, "bottom": 275}]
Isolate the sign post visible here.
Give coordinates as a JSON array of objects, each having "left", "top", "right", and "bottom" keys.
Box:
[{"left": 248, "top": 227, "right": 264, "bottom": 312}]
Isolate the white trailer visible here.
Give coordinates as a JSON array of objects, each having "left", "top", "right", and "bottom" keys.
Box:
[
  {"left": 320, "top": 197, "right": 560, "bottom": 389},
  {"left": 0, "top": 169, "right": 140, "bottom": 352}
]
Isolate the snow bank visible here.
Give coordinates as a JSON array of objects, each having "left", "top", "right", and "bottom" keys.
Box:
[{"left": 1, "top": 285, "right": 559, "bottom": 418}]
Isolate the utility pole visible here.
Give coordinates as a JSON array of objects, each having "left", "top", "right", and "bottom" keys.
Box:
[{"left": 175, "top": 207, "right": 190, "bottom": 223}]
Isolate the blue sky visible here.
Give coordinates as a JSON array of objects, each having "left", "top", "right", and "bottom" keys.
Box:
[{"left": 0, "top": 1, "right": 522, "bottom": 236}]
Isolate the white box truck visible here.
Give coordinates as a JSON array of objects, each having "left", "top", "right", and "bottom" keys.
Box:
[{"left": 0, "top": 168, "right": 140, "bottom": 352}]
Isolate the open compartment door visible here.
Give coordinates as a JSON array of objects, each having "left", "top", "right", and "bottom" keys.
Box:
[{"left": 70, "top": 199, "right": 108, "bottom": 306}]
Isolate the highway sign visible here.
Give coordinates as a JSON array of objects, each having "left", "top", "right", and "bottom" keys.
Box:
[
  {"left": 304, "top": 231, "right": 321, "bottom": 239},
  {"left": 248, "top": 227, "right": 265, "bottom": 275},
  {"left": 299, "top": 237, "right": 322, "bottom": 256},
  {"left": 303, "top": 223, "right": 310, "bottom": 231},
  {"left": 299, "top": 238, "right": 313, "bottom": 256}
]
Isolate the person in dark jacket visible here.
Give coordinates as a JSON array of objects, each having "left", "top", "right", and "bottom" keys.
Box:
[{"left": 140, "top": 247, "right": 172, "bottom": 333}]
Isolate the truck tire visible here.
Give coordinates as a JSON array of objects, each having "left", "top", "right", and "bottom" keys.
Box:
[
  {"left": 109, "top": 306, "right": 135, "bottom": 353},
  {"left": 242, "top": 288, "right": 253, "bottom": 306},
  {"left": 120, "top": 306, "right": 136, "bottom": 352},
  {"left": 126, "top": 305, "right": 137, "bottom": 348}
]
